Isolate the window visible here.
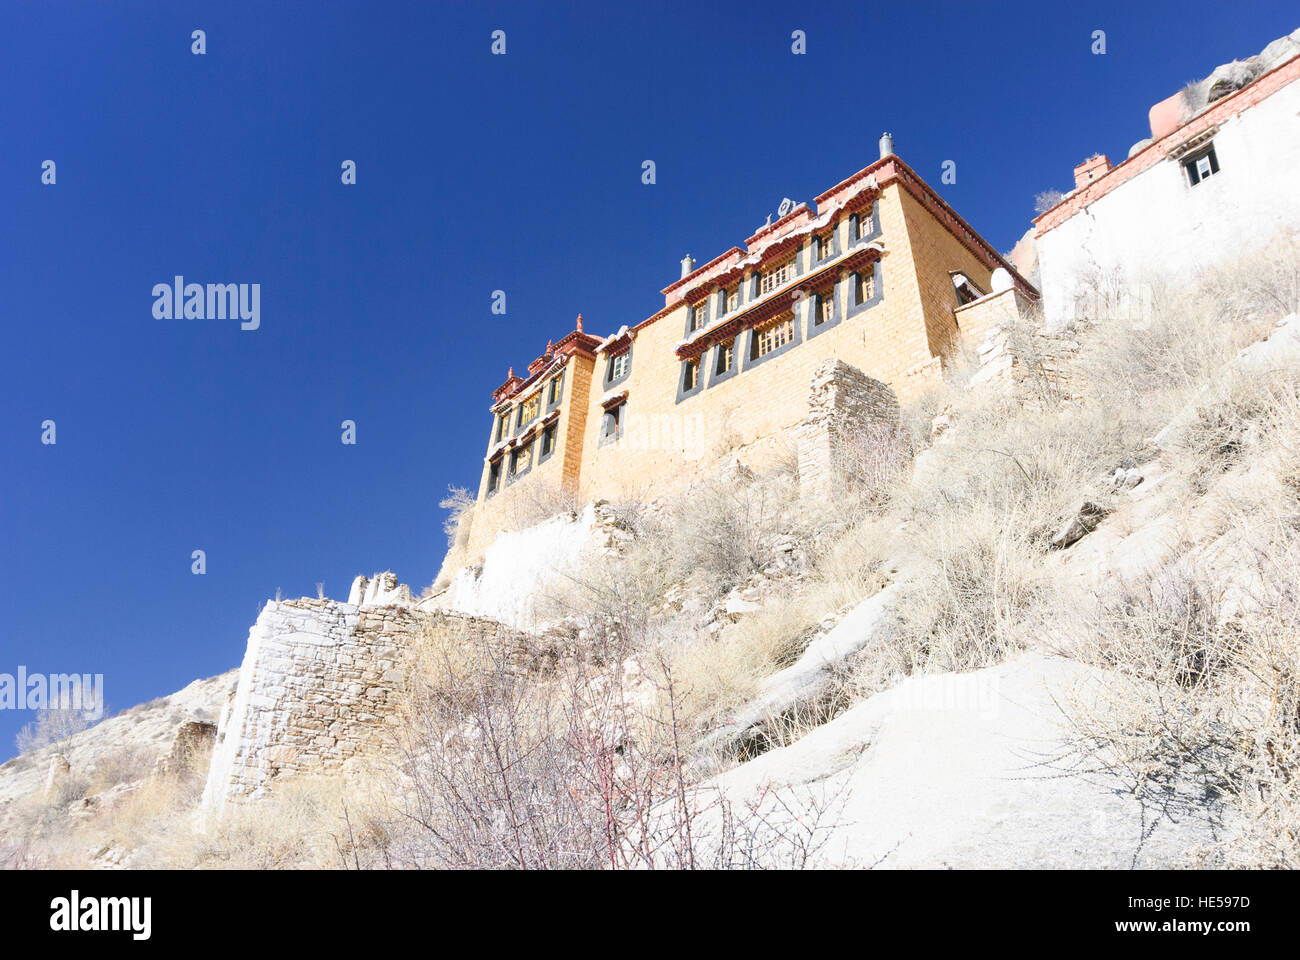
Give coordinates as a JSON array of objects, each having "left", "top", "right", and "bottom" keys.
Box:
[
  {"left": 540, "top": 422, "right": 557, "bottom": 457},
  {"left": 715, "top": 341, "right": 734, "bottom": 376},
  {"left": 509, "top": 444, "right": 530, "bottom": 476},
  {"left": 519, "top": 394, "right": 540, "bottom": 425},
  {"left": 690, "top": 301, "right": 709, "bottom": 332},
  {"left": 853, "top": 270, "right": 875, "bottom": 306},
  {"left": 752, "top": 314, "right": 795, "bottom": 359},
  {"left": 814, "top": 289, "right": 836, "bottom": 326},
  {"left": 854, "top": 207, "right": 874, "bottom": 241},
  {"left": 1183, "top": 144, "right": 1219, "bottom": 186},
  {"left": 951, "top": 272, "right": 983, "bottom": 306},
  {"left": 759, "top": 259, "right": 793, "bottom": 295},
  {"left": 608, "top": 351, "right": 630, "bottom": 381},
  {"left": 487, "top": 459, "right": 502, "bottom": 493},
  {"left": 816, "top": 231, "right": 835, "bottom": 261},
  {"left": 725, "top": 285, "right": 740, "bottom": 314},
  {"left": 683, "top": 359, "right": 699, "bottom": 391},
  {"left": 494, "top": 412, "right": 507, "bottom": 442},
  {"left": 548, "top": 371, "right": 564, "bottom": 405},
  {"left": 603, "top": 402, "right": 624, "bottom": 439}
]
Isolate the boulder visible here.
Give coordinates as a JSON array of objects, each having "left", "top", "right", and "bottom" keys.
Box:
[
  {"left": 43, "top": 754, "right": 71, "bottom": 799},
  {"left": 699, "top": 583, "right": 902, "bottom": 762},
  {"left": 1050, "top": 501, "right": 1110, "bottom": 549}
]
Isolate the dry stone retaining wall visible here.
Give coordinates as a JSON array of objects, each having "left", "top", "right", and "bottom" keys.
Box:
[{"left": 200, "top": 577, "right": 520, "bottom": 816}]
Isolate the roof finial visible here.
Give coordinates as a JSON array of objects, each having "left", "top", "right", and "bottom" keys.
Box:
[
  {"left": 546, "top": 338, "right": 554, "bottom": 353},
  {"left": 507, "top": 366, "right": 514, "bottom": 379},
  {"left": 575, "top": 313, "right": 584, "bottom": 332}
]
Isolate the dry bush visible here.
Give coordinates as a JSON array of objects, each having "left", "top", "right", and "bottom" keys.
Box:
[
  {"left": 1049, "top": 351, "right": 1300, "bottom": 865},
  {"left": 1075, "top": 234, "right": 1297, "bottom": 434},
  {"left": 439, "top": 485, "right": 475, "bottom": 549},
  {"left": 660, "top": 475, "right": 792, "bottom": 599},
  {"left": 502, "top": 477, "right": 582, "bottom": 528},
  {"left": 1034, "top": 189, "right": 1066, "bottom": 215},
  {"left": 88, "top": 744, "right": 153, "bottom": 792},
  {"left": 14, "top": 706, "right": 98, "bottom": 754},
  {"left": 184, "top": 776, "right": 389, "bottom": 869},
  {"left": 381, "top": 622, "right": 839, "bottom": 868},
  {"left": 1060, "top": 547, "right": 1300, "bottom": 867}
]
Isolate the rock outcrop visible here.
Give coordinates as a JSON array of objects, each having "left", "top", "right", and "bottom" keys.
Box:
[{"left": 696, "top": 651, "right": 1220, "bottom": 868}]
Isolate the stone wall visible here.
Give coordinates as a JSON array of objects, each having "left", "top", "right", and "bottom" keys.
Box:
[
  {"left": 968, "top": 321, "right": 1087, "bottom": 407},
  {"left": 200, "top": 576, "right": 520, "bottom": 816},
  {"left": 796, "top": 359, "right": 901, "bottom": 501}
]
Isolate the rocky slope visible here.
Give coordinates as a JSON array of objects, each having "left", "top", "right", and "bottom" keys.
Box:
[{"left": 0, "top": 671, "right": 236, "bottom": 833}]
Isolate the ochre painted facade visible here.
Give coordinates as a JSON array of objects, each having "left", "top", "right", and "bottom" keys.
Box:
[{"left": 454, "top": 153, "right": 1037, "bottom": 562}]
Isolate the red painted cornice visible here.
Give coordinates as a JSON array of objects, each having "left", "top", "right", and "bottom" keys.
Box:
[{"left": 675, "top": 247, "right": 880, "bottom": 360}]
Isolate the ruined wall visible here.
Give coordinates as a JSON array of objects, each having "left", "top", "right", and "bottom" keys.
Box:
[
  {"left": 797, "top": 359, "right": 901, "bottom": 501},
  {"left": 200, "top": 579, "right": 519, "bottom": 816},
  {"left": 967, "top": 320, "right": 1088, "bottom": 407}
]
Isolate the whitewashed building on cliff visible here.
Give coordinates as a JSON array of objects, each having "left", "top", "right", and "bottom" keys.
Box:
[{"left": 1034, "top": 29, "right": 1300, "bottom": 326}]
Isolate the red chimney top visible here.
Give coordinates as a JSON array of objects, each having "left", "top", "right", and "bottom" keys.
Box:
[{"left": 1073, "top": 155, "right": 1112, "bottom": 190}]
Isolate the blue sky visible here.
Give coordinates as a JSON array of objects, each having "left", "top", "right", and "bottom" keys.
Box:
[{"left": 1, "top": 0, "right": 1295, "bottom": 755}]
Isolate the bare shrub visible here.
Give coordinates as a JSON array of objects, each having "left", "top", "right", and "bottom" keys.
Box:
[
  {"left": 833, "top": 420, "right": 912, "bottom": 517},
  {"left": 14, "top": 706, "right": 97, "bottom": 754},
  {"left": 1033, "top": 189, "right": 1066, "bottom": 215},
  {"left": 382, "top": 622, "right": 841, "bottom": 868},
  {"left": 89, "top": 744, "right": 153, "bottom": 792},
  {"left": 662, "top": 473, "right": 795, "bottom": 600},
  {"left": 1060, "top": 550, "right": 1300, "bottom": 867},
  {"left": 439, "top": 485, "right": 475, "bottom": 549}
]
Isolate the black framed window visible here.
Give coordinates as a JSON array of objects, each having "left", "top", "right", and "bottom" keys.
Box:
[
  {"left": 1183, "top": 144, "right": 1219, "bottom": 186},
  {"left": 715, "top": 341, "right": 734, "bottom": 376},
  {"left": 853, "top": 270, "right": 875, "bottom": 307}
]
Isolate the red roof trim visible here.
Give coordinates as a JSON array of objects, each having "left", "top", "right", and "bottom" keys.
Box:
[
  {"left": 492, "top": 324, "right": 604, "bottom": 406},
  {"left": 660, "top": 247, "right": 744, "bottom": 298},
  {"left": 743, "top": 203, "right": 812, "bottom": 246},
  {"left": 676, "top": 247, "right": 880, "bottom": 360}
]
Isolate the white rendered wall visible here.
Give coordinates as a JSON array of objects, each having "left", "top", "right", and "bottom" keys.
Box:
[{"left": 1037, "top": 80, "right": 1300, "bottom": 326}]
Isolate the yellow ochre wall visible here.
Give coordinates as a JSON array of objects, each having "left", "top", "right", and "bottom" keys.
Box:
[
  {"left": 574, "top": 182, "right": 943, "bottom": 501},
  {"left": 451, "top": 174, "right": 1025, "bottom": 570}
]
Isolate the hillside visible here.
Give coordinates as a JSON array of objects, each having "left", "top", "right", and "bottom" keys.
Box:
[{"left": 2, "top": 231, "right": 1295, "bottom": 869}]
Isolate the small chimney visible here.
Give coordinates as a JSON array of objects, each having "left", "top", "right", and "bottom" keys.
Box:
[
  {"left": 1073, "top": 154, "right": 1112, "bottom": 190},
  {"left": 680, "top": 254, "right": 695, "bottom": 279},
  {"left": 879, "top": 132, "right": 894, "bottom": 159}
]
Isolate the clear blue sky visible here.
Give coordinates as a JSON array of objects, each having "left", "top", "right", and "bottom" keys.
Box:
[{"left": 2, "top": 0, "right": 1295, "bottom": 755}]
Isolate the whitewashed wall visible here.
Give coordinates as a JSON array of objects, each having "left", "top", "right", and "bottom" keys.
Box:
[{"left": 1037, "top": 80, "right": 1300, "bottom": 326}]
